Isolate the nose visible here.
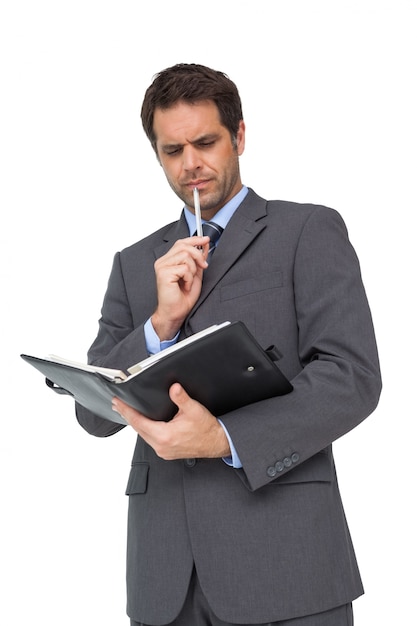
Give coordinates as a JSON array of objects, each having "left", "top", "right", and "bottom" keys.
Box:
[{"left": 182, "top": 146, "right": 202, "bottom": 172}]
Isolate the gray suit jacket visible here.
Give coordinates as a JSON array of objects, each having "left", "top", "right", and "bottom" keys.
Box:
[{"left": 76, "top": 188, "right": 381, "bottom": 624}]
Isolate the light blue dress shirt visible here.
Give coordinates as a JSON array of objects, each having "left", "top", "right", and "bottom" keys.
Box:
[{"left": 144, "top": 185, "right": 249, "bottom": 468}]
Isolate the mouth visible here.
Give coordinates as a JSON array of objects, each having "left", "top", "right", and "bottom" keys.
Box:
[{"left": 186, "top": 179, "right": 209, "bottom": 191}]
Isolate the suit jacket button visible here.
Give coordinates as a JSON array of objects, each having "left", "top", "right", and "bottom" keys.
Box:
[
  {"left": 267, "top": 466, "right": 277, "bottom": 477},
  {"left": 275, "top": 461, "right": 284, "bottom": 472},
  {"left": 291, "top": 453, "right": 300, "bottom": 463},
  {"left": 283, "top": 457, "right": 292, "bottom": 468},
  {"left": 184, "top": 458, "right": 196, "bottom": 467}
]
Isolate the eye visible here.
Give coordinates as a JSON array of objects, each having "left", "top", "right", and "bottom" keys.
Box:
[{"left": 165, "top": 147, "right": 182, "bottom": 156}]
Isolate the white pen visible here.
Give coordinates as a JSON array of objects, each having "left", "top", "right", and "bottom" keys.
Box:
[{"left": 193, "top": 187, "right": 203, "bottom": 237}]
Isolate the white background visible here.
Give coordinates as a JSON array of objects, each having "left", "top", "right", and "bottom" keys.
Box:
[{"left": 1, "top": 1, "right": 415, "bottom": 624}]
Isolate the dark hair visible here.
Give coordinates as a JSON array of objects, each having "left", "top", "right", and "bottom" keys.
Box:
[{"left": 141, "top": 63, "right": 243, "bottom": 152}]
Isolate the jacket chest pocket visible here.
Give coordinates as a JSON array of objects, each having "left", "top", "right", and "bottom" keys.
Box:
[
  {"left": 219, "top": 270, "right": 283, "bottom": 302},
  {"left": 125, "top": 462, "right": 149, "bottom": 495}
]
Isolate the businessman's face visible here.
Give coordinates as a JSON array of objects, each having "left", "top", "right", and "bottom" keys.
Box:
[{"left": 153, "top": 100, "right": 245, "bottom": 220}]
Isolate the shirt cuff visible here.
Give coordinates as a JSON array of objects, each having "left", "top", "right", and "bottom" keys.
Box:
[
  {"left": 218, "top": 419, "right": 243, "bottom": 468},
  {"left": 144, "top": 318, "right": 180, "bottom": 355}
]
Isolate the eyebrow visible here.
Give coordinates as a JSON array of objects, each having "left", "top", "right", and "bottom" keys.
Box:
[{"left": 160, "top": 133, "right": 220, "bottom": 152}]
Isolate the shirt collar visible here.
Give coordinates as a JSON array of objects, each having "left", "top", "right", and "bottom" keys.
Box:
[{"left": 184, "top": 185, "right": 248, "bottom": 235}]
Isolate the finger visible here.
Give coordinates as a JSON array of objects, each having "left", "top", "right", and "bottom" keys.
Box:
[
  {"left": 184, "top": 234, "right": 210, "bottom": 248},
  {"left": 157, "top": 249, "right": 207, "bottom": 277},
  {"left": 169, "top": 382, "right": 193, "bottom": 408},
  {"left": 111, "top": 397, "right": 148, "bottom": 427},
  {"left": 166, "top": 238, "right": 210, "bottom": 266}
]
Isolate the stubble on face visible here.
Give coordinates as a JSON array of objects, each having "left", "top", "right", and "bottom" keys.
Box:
[{"left": 170, "top": 152, "right": 241, "bottom": 216}]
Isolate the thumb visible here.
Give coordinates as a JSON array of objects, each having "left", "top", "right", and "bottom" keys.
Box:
[{"left": 169, "top": 382, "right": 191, "bottom": 408}]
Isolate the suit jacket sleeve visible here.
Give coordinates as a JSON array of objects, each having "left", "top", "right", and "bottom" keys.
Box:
[
  {"left": 219, "top": 205, "right": 381, "bottom": 491},
  {"left": 75, "top": 251, "right": 152, "bottom": 437},
  {"left": 75, "top": 218, "right": 185, "bottom": 437}
]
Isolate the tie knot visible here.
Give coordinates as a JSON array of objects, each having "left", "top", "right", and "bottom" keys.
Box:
[{"left": 202, "top": 221, "right": 223, "bottom": 247}]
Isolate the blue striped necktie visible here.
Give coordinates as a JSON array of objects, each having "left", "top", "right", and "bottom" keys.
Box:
[{"left": 201, "top": 221, "right": 223, "bottom": 261}]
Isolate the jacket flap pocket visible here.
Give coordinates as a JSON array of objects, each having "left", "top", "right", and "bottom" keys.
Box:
[
  {"left": 125, "top": 462, "right": 149, "bottom": 495},
  {"left": 220, "top": 271, "right": 283, "bottom": 301}
]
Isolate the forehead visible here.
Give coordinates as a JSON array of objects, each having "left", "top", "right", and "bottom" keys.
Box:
[{"left": 153, "top": 100, "right": 223, "bottom": 144}]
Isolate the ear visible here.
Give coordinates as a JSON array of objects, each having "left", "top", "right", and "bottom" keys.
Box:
[{"left": 236, "top": 120, "right": 246, "bottom": 156}]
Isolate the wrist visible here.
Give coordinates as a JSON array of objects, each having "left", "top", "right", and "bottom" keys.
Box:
[
  {"left": 214, "top": 420, "right": 232, "bottom": 458},
  {"left": 151, "top": 311, "right": 182, "bottom": 342}
]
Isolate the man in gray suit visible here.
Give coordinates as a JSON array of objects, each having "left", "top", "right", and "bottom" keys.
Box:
[{"left": 76, "top": 64, "right": 381, "bottom": 625}]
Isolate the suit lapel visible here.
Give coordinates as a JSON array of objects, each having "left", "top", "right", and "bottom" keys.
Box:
[
  {"left": 188, "top": 189, "right": 268, "bottom": 320},
  {"left": 153, "top": 214, "right": 189, "bottom": 260}
]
